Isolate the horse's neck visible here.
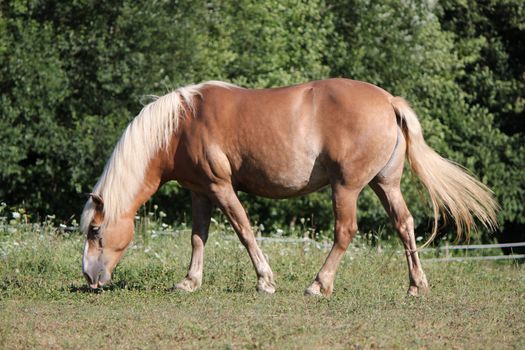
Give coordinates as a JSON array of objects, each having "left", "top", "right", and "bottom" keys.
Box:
[{"left": 126, "top": 154, "right": 169, "bottom": 217}]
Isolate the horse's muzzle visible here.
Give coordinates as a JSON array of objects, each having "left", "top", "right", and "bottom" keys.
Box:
[
  {"left": 82, "top": 251, "right": 111, "bottom": 289},
  {"left": 83, "top": 267, "right": 110, "bottom": 289}
]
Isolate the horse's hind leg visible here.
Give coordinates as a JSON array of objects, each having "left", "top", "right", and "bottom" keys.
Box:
[
  {"left": 305, "top": 184, "right": 359, "bottom": 296},
  {"left": 211, "top": 184, "right": 276, "bottom": 294},
  {"left": 370, "top": 179, "right": 429, "bottom": 296},
  {"left": 174, "top": 192, "right": 213, "bottom": 292},
  {"left": 369, "top": 126, "right": 428, "bottom": 296}
]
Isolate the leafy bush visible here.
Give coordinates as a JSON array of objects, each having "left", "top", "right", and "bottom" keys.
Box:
[{"left": 0, "top": 0, "right": 523, "bottom": 241}]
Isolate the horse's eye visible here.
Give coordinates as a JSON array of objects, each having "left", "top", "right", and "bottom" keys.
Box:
[{"left": 88, "top": 226, "right": 101, "bottom": 238}]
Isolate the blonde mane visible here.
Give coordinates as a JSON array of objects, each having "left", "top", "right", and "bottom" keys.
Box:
[{"left": 80, "top": 81, "right": 236, "bottom": 233}]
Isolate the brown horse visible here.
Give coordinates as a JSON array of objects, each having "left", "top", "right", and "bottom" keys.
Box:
[{"left": 81, "top": 78, "right": 497, "bottom": 296}]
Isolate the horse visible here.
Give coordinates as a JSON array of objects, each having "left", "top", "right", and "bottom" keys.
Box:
[{"left": 81, "top": 78, "right": 498, "bottom": 296}]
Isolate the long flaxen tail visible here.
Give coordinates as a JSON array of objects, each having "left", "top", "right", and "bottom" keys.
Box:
[{"left": 391, "top": 97, "right": 499, "bottom": 247}]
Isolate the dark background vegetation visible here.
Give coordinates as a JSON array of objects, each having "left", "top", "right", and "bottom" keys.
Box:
[{"left": 0, "top": 0, "right": 523, "bottom": 242}]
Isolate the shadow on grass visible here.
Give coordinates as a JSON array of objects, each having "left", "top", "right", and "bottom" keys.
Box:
[
  {"left": 68, "top": 280, "right": 146, "bottom": 293},
  {"left": 68, "top": 284, "right": 103, "bottom": 293}
]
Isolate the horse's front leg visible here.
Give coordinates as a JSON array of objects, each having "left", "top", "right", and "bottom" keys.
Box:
[
  {"left": 212, "top": 184, "right": 276, "bottom": 294},
  {"left": 305, "top": 184, "right": 359, "bottom": 296},
  {"left": 174, "top": 192, "right": 212, "bottom": 292}
]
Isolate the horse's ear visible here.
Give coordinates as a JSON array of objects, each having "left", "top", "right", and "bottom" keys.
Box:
[{"left": 87, "top": 193, "right": 104, "bottom": 209}]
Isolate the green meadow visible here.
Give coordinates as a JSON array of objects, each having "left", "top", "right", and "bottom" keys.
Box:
[{"left": 1, "top": 224, "right": 523, "bottom": 349}]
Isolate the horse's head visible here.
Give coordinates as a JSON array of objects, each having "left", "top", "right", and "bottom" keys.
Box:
[{"left": 81, "top": 193, "right": 134, "bottom": 289}]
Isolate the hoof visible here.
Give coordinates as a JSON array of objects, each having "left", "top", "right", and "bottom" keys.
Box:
[
  {"left": 304, "top": 281, "right": 332, "bottom": 297},
  {"left": 173, "top": 278, "right": 200, "bottom": 292},
  {"left": 407, "top": 283, "right": 429, "bottom": 297},
  {"left": 257, "top": 277, "right": 276, "bottom": 294}
]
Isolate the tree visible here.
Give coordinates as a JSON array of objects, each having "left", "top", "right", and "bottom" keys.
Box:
[
  {"left": 438, "top": 0, "right": 525, "bottom": 245},
  {"left": 1, "top": 0, "right": 522, "bottom": 243}
]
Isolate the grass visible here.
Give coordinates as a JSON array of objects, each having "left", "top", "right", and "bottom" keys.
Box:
[{"left": 0, "top": 223, "right": 524, "bottom": 349}]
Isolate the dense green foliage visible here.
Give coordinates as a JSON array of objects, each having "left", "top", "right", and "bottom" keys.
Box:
[{"left": 0, "top": 0, "right": 523, "bottom": 240}]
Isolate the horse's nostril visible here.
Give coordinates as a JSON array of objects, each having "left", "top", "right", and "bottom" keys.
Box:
[
  {"left": 83, "top": 271, "right": 93, "bottom": 285},
  {"left": 84, "top": 271, "right": 100, "bottom": 288}
]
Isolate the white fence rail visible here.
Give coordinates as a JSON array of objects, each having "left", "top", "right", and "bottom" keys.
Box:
[
  {"left": 419, "top": 241, "right": 525, "bottom": 252},
  {"left": 249, "top": 236, "right": 525, "bottom": 263},
  {"left": 419, "top": 242, "right": 525, "bottom": 262},
  {"left": 424, "top": 254, "right": 525, "bottom": 263}
]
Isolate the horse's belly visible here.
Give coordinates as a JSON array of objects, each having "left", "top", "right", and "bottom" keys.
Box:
[{"left": 234, "top": 157, "right": 329, "bottom": 198}]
